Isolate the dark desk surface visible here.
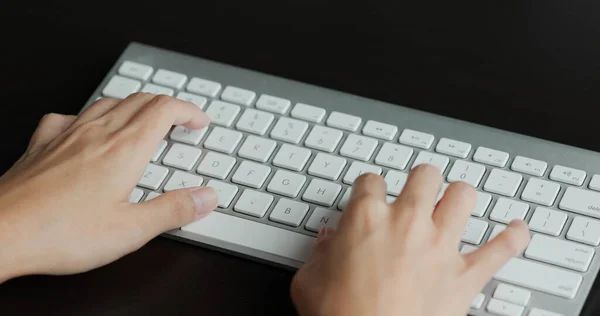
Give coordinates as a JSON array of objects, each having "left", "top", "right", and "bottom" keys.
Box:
[{"left": 1, "top": 1, "right": 600, "bottom": 315}]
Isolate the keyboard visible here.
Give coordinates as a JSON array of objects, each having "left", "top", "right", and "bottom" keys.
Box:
[{"left": 80, "top": 42, "right": 600, "bottom": 316}]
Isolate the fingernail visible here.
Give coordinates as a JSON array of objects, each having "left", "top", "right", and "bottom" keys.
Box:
[{"left": 190, "top": 187, "right": 218, "bottom": 218}]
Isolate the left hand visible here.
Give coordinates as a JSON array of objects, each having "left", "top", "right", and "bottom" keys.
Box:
[{"left": 0, "top": 93, "right": 218, "bottom": 282}]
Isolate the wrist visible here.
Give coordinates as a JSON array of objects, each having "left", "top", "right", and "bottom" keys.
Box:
[{"left": 0, "top": 206, "right": 33, "bottom": 283}]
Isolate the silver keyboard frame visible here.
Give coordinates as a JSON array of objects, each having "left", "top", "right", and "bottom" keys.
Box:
[{"left": 80, "top": 42, "right": 600, "bottom": 316}]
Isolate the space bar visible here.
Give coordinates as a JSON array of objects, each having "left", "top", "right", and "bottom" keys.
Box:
[{"left": 181, "top": 212, "right": 317, "bottom": 262}]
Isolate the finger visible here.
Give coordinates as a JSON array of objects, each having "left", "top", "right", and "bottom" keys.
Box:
[
  {"left": 106, "top": 93, "right": 209, "bottom": 132},
  {"left": 27, "top": 113, "right": 77, "bottom": 152},
  {"left": 392, "top": 164, "right": 442, "bottom": 216},
  {"left": 71, "top": 97, "right": 121, "bottom": 127},
  {"left": 350, "top": 173, "right": 387, "bottom": 202},
  {"left": 462, "top": 220, "right": 530, "bottom": 292},
  {"left": 100, "top": 92, "right": 157, "bottom": 130},
  {"left": 117, "top": 95, "right": 211, "bottom": 162},
  {"left": 132, "top": 186, "right": 218, "bottom": 237},
  {"left": 431, "top": 181, "right": 476, "bottom": 240},
  {"left": 303, "top": 227, "right": 336, "bottom": 266},
  {"left": 338, "top": 173, "right": 388, "bottom": 235}
]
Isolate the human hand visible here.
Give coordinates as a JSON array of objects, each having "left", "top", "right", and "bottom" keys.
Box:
[
  {"left": 0, "top": 94, "right": 218, "bottom": 282},
  {"left": 291, "top": 166, "right": 530, "bottom": 316}
]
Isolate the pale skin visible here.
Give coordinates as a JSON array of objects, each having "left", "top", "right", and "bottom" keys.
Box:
[{"left": 0, "top": 93, "right": 530, "bottom": 315}]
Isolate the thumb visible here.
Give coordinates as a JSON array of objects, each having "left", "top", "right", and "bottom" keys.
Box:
[
  {"left": 135, "top": 186, "right": 218, "bottom": 236},
  {"left": 306, "top": 227, "right": 337, "bottom": 264}
]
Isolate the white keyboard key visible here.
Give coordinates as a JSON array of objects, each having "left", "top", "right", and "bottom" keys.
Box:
[
  {"left": 176, "top": 91, "right": 207, "bottom": 109},
  {"left": 118, "top": 61, "right": 153, "bottom": 81},
  {"left": 361, "top": 120, "right": 398, "bottom": 140},
  {"left": 521, "top": 178, "right": 560, "bottom": 206},
  {"left": 567, "top": 216, "right": 600, "bottom": 246},
  {"left": 398, "top": 129, "right": 434, "bottom": 149},
  {"left": 484, "top": 169, "right": 523, "bottom": 197},
  {"left": 370, "top": 174, "right": 415, "bottom": 198},
  {"left": 488, "top": 224, "right": 506, "bottom": 241},
  {"left": 304, "top": 125, "right": 343, "bottom": 152},
  {"left": 196, "top": 152, "right": 236, "bottom": 180},
  {"left": 326, "top": 111, "right": 362, "bottom": 132},
  {"left": 141, "top": 83, "right": 174, "bottom": 96},
  {"left": 145, "top": 191, "right": 162, "bottom": 201},
  {"left": 339, "top": 134, "right": 378, "bottom": 161},
  {"left": 205, "top": 180, "right": 238, "bottom": 208},
  {"left": 494, "top": 257, "right": 582, "bottom": 299},
  {"left": 129, "top": 188, "right": 144, "bottom": 203},
  {"left": 234, "top": 189, "right": 274, "bottom": 217},
  {"left": 462, "top": 218, "right": 489, "bottom": 245},
  {"left": 306, "top": 207, "right": 342, "bottom": 232},
  {"left": 203, "top": 127, "right": 243, "bottom": 154},
  {"left": 486, "top": 298, "right": 524, "bottom": 316},
  {"left": 163, "top": 171, "right": 203, "bottom": 192},
  {"left": 267, "top": 170, "right": 307, "bottom": 198},
  {"left": 138, "top": 164, "right": 169, "bottom": 190},
  {"left": 550, "top": 165, "right": 586, "bottom": 186},
  {"left": 447, "top": 160, "right": 486, "bottom": 187},
  {"left": 204, "top": 100, "right": 241, "bottom": 127},
  {"left": 221, "top": 86, "right": 256, "bottom": 106},
  {"left": 232, "top": 161, "right": 271, "bottom": 188},
  {"left": 374, "top": 143, "right": 413, "bottom": 170},
  {"left": 471, "top": 293, "right": 485, "bottom": 309},
  {"left": 559, "top": 187, "right": 600, "bottom": 219},
  {"left": 528, "top": 308, "right": 564, "bottom": 316},
  {"left": 151, "top": 140, "right": 168, "bottom": 162},
  {"left": 237, "top": 136, "right": 277, "bottom": 163},
  {"left": 272, "top": 144, "right": 312, "bottom": 172},
  {"left": 435, "top": 137, "right": 471, "bottom": 158},
  {"left": 269, "top": 199, "right": 310, "bottom": 227},
  {"left": 589, "top": 174, "right": 600, "bottom": 191},
  {"left": 528, "top": 207, "right": 567, "bottom": 236},
  {"left": 102, "top": 75, "right": 141, "bottom": 99},
  {"left": 308, "top": 153, "right": 347, "bottom": 180},
  {"left": 511, "top": 156, "right": 547, "bottom": 176},
  {"left": 302, "top": 179, "right": 342, "bottom": 207},
  {"left": 493, "top": 284, "right": 531, "bottom": 306},
  {"left": 187, "top": 77, "right": 222, "bottom": 97},
  {"left": 182, "top": 212, "right": 316, "bottom": 262},
  {"left": 472, "top": 192, "right": 492, "bottom": 217},
  {"left": 490, "top": 198, "right": 529, "bottom": 224},
  {"left": 162, "top": 143, "right": 202, "bottom": 171},
  {"left": 152, "top": 69, "right": 187, "bottom": 89},
  {"left": 270, "top": 117, "right": 309, "bottom": 144},
  {"left": 169, "top": 126, "right": 208, "bottom": 145},
  {"left": 411, "top": 151, "right": 450, "bottom": 173},
  {"left": 338, "top": 188, "right": 352, "bottom": 210},
  {"left": 461, "top": 244, "right": 479, "bottom": 254},
  {"left": 473, "top": 146, "right": 510, "bottom": 167},
  {"left": 343, "top": 161, "right": 382, "bottom": 184},
  {"left": 235, "top": 109, "right": 274, "bottom": 135},
  {"left": 291, "top": 103, "right": 326, "bottom": 123},
  {"left": 255, "top": 94, "right": 291, "bottom": 114},
  {"left": 525, "top": 234, "right": 594, "bottom": 272}
]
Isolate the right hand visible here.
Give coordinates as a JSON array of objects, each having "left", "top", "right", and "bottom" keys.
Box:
[{"left": 291, "top": 167, "right": 530, "bottom": 316}]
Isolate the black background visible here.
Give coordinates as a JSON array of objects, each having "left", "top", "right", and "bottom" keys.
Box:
[{"left": 1, "top": 1, "right": 600, "bottom": 315}]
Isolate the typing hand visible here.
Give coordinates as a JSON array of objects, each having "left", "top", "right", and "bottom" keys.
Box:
[
  {"left": 291, "top": 167, "right": 530, "bottom": 316},
  {"left": 0, "top": 94, "right": 217, "bottom": 282}
]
